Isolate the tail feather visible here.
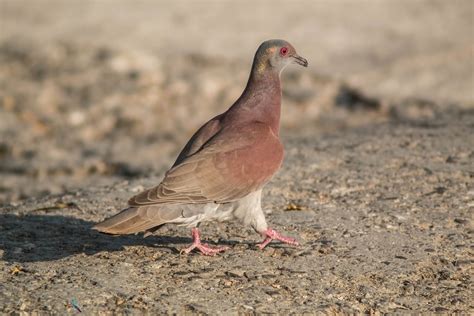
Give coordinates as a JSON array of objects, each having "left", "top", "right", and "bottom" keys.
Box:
[{"left": 93, "top": 207, "right": 162, "bottom": 235}]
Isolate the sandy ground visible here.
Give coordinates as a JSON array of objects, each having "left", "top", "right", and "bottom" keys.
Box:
[{"left": 0, "top": 0, "right": 473, "bottom": 314}]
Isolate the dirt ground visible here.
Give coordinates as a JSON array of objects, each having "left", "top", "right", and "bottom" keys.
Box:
[{"left": 0, "top": 0, "right": 473, "bottom": 314}]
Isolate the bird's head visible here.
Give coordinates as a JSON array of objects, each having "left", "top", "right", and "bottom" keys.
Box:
[{"left": 253, "top": 39, "right": 308, "bottom": 75}]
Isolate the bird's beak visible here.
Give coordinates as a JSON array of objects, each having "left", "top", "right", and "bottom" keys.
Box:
[{"left": 291, "top": 54, "right": 308, "bottom": 67}]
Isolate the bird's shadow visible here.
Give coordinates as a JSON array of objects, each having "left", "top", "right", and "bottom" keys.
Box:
[{"left": 0, "top": 213, "right": 206, "bottom": 263}]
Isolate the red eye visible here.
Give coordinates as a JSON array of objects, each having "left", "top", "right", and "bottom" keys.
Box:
[{"left": 280, "top": 47, "right": 288, "bottom": 56}]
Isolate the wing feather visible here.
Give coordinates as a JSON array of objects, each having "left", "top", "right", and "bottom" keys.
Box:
[{"left": 128, "top": 123, "right": 282, "bottom": 206}]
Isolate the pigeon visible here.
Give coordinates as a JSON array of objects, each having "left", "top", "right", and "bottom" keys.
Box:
[{"left": 94, "top": 39, "right": 308, "bottom": 255}]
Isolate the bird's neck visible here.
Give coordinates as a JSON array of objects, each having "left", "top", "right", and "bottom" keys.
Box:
[{"left": 228, "top": 69, "right": 282, "bottom": 136}]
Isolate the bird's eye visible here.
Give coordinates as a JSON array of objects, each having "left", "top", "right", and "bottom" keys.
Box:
[{"left": 280, "top": 47, "right": 288, "bottom": 56}]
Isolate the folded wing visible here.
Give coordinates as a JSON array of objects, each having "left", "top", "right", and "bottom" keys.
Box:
[{"left": 129, "top": 122, "right": 283, "bottom": 206}]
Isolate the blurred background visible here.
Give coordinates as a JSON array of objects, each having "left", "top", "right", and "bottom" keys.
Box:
[{"left": 0, "top": 0, "right": 473, "bottom": 203}]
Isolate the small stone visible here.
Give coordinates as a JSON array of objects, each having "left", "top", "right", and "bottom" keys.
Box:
[
  {"left": 244, "top": 271, "right": 257, "bottom": 280},
  {"left": 454, "top": 218, "right": 468, "bottom": 225},
  {"left": 226, "top": 269, "right": 246, "bottom": 278}
]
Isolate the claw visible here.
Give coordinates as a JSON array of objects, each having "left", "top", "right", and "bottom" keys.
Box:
[
  {"left": 258, "top": 228, "right": 299, "bottom": 249},
  {"left": 180, "top": 228, "right": 229, "bottom": 256}
]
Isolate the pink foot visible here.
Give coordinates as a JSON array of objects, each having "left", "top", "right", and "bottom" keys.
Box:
[
  {"left": 180, "top": 228, "right": 229, "bottom": 256},
  {"left": 258, "top": 228, "right": 299, "bottom": 250}
]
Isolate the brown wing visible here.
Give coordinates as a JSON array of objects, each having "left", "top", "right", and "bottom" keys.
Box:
[{"left": 128, "top": 122, "right": 284, "bottom": 206}]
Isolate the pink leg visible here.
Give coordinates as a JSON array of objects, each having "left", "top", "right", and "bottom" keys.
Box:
[
  {"left": 258, "top": 228, "right": 299, "bottom": 250},
  {"left": 181, "top": 228, "right": 229, "bottom": 256}
]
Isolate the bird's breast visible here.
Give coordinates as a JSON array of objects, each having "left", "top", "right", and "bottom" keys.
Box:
[{"left": 218, "top": 133, "right": 284, "bottom": 187}]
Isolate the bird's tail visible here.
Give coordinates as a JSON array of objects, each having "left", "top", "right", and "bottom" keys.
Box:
[{"left": 93, "top": 207, "right": 161, "bottom": 235}]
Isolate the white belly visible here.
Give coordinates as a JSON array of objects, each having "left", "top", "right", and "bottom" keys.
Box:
[{"left": 168, "top": 189, "right": 268, "bottom": 233}]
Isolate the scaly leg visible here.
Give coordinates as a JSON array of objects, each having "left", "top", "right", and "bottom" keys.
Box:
[
  {"left": 181, "top": 227, "right": 229, "bottom": 256},
  {"left": 258, "top": 228, "right": 299, "bottom": 249}
]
